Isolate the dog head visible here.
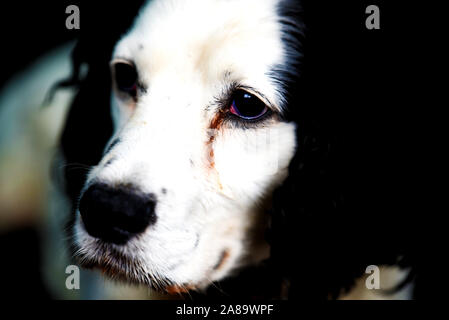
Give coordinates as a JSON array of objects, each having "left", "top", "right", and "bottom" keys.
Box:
[{"left": 72, "top": 0, "right": 302, "bottom": 292}]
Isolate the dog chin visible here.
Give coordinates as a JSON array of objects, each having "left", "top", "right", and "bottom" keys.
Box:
[
  {"left": 74, "top": 240, "right": 183, "bottom": 292},
  {"left": 74, "top": 226, "right": 207, "bottom": 293}
]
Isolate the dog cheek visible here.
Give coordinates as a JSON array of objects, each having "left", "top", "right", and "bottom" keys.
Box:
[
  {"left": 275, "top": 122, "right": 297, "bottom": 170},
  {"left": 210, "top": 129, "right": 282, "bottom": 196}
]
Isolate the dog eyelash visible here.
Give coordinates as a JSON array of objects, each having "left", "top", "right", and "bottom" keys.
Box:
[
  {"left": 223, "top": 108, "right": 275, "bottom": 129},
  {"left": 214, "top": 82, "right": 277, "bottom": 128}
]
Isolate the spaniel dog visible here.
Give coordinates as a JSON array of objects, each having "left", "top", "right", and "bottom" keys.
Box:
[{"left": 58, "top": 0, "right": 419, "bottom": 299}]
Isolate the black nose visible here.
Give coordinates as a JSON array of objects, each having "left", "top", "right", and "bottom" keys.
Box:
[{"left": 79, "top": 183, "right": 157, "bottom": 245}]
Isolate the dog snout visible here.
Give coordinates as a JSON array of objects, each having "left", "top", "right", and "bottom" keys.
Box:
[{"left": 79, "top": 183, "right": 157, "bottom": 245}]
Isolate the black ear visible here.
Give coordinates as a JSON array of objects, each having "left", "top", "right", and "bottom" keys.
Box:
[
  {"left": 58, "top": 1, "right": 146, "bottom": 202},
  {"left": 59, "top": 71, "right": 114, "bottom": 202},
  {"left": 268, "top": 1, "right": 419, "bottom": 299}
]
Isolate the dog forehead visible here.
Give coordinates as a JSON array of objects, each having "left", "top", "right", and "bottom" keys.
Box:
[{"left": 113, "top": 0, "right": 285, "bottom": 96}]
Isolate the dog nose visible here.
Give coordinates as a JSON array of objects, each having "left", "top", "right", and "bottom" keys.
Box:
[{"left": 79, "top": 183, "right": 157, "bottom": 245}]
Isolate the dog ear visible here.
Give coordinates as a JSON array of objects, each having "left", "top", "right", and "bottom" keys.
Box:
[
  {"left": 57, "top": 1, "right": 146, "bottom": 202},
  {"left": 268, "top": 1, "right": 419, "bottom": 299},
  {"left": 269, "top": 115, "right": 347, "bottom": 299}
]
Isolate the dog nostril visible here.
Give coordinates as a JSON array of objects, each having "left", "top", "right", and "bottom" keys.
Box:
[{"left": 79, "top": 183, "right": 157, "bottom": 245}]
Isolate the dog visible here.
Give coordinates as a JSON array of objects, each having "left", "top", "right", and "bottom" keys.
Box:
[{"left": 58, "top": 0, "right": 418, "bottom": 299}]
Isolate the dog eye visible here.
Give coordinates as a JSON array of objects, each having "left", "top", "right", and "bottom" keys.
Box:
[
  {"left": 230, "top": 90, "right": 268, "bottom": 120},
  {"left": 113, "top": 62, "right": 138, "bottom": 95}
]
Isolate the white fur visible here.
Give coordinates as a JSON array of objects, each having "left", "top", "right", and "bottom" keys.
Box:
[{"left": 74, "top": 0, "right": 297, "bottom": 290}]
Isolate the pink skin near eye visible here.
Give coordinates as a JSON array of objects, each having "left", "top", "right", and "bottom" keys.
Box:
[{"left": 230, "top": 101, "right": 239, "bottom": 116}]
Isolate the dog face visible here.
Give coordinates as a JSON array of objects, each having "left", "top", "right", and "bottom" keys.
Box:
[{"left": 73, "top": 0, "right": 299, "bottom": 291}]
